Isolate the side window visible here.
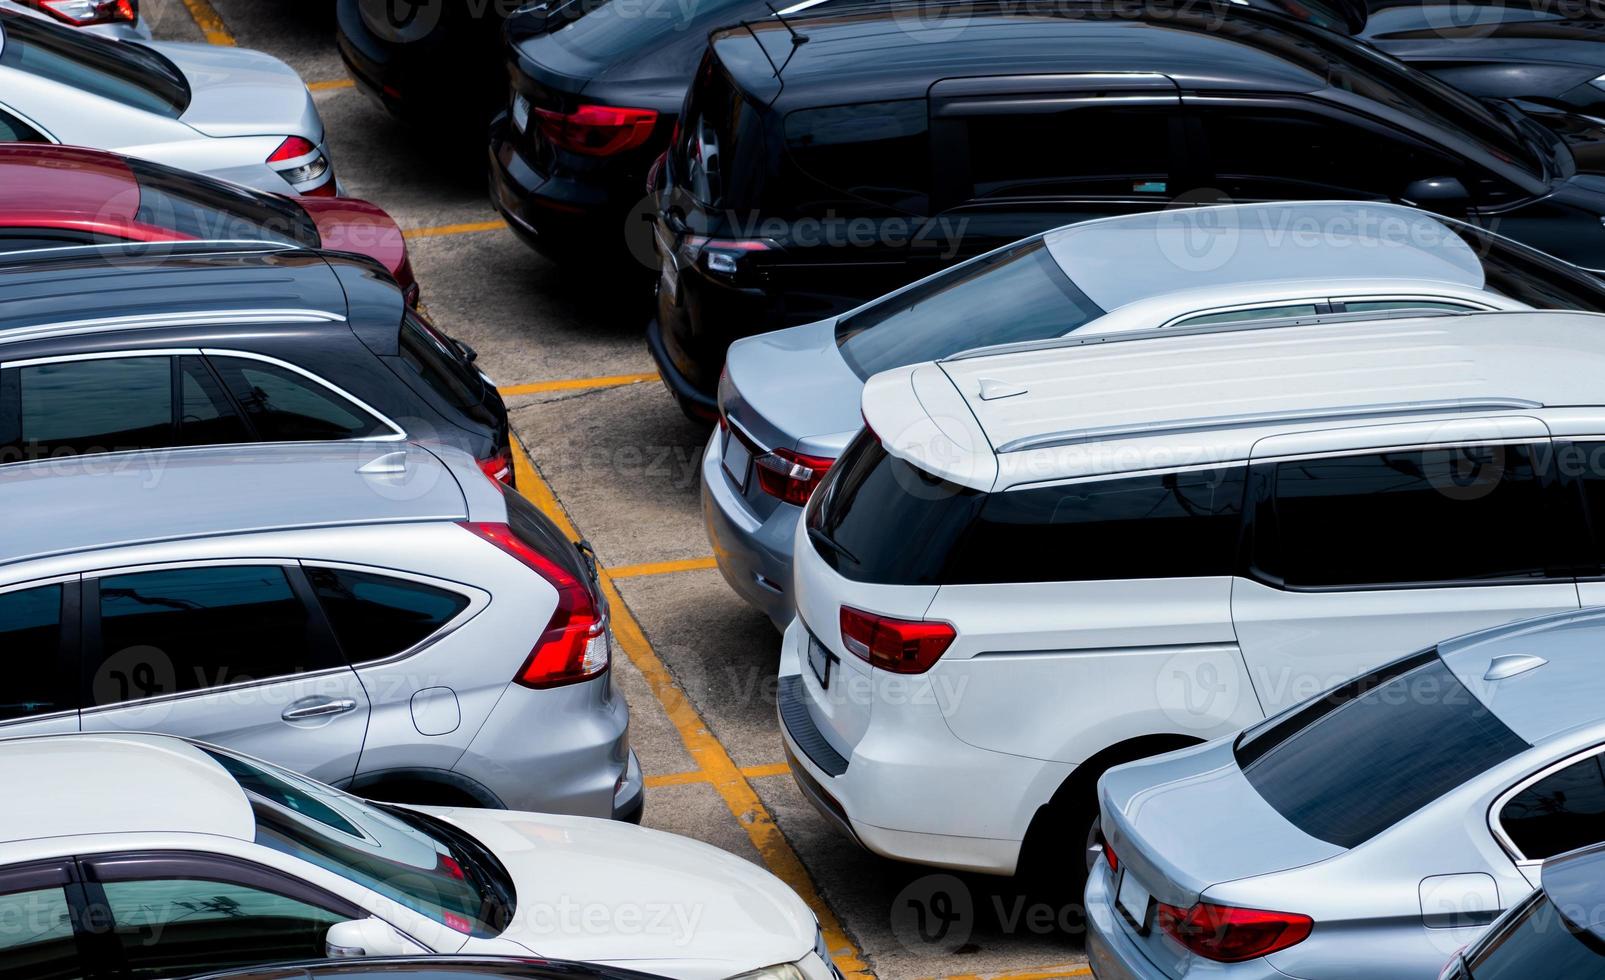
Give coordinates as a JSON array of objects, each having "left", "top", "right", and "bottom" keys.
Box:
[
  {"left": 1499, "top": 752, "right": 1605, "bottom": 862},
  {"left": 956, "top": 105, "right": 1177, "bottom": 202},
  {"left": 0, "top": 107, "right": 45, "bottom": 143},
  {"left": 208, "top": 357, "right": 387, "bottom": 442},
  {"left": 102, "top": 877, "right": 344, "bottom": 978},
  {"left": 307, "top": 567, "right": 470, "bottom": 665},
  {"left": 1566, "top": 441, "right": 1605, "bottom": 572},
  {"left": 784, "top": 99, "right": 930, "bottom": 214},
  {"left": 1172, "top": 303, "right": 1324, "bottom": 328},
  {"left": 93, "top": 566, "right": 340, "bottom": 704},
  {"left": 0, "top": 585, "right": 68, "bottom": 723},
  {"left": 15, "top": 357, "right": 174, "bottom": 458},
  {"left": 1261, "top": 443, "right": 1554, "bottom": 588},
  {"left": 0, "top": 882, "right": 78, "bottom": 980},
  {"left": 947, "top": 467, "right": 1247, "bottom": 584},
  {"left": 176, "top": 356, "right": 250, "bottom": 448}
]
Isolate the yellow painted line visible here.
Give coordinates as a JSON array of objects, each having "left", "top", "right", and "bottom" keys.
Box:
[
  {"left": 499, "top": 372, "right": 659, "bottom": 397},
  {"left": 402, "top": 219, "right": 507, "bottom": 240},
  {"left": 509, "top": 436, "right": 873, "bottom": 980},
  {"left": 935, "top": 966, "right": 1092, "bottom": 980},
  {"left": 180, "top": 0, "right": 235, "bottom": 45},
  {"left": 609, "top": 556, "right": 719, "bottom": 580},
  {"left": 647, "top": 762, "right": 792, "bottom": 789},
  {"left": 742, "top": 761, "right": 793, "bottom": 779},
  {"left": 309, "top": 79, "right": 357, "bottom": 92}
]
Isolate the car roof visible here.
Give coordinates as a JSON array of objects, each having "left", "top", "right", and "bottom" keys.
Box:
[
  {"left": 1043, "top": 202, "right": 1486, "bottom": 312},
  {"left": 0, "top": 441, "right": 471, "bottom": 569},
  {"left": 1439, "top": 609, "right": 1605, "bottom": 746},
  {"left": 0, "top": 733, "right": 253, "bottom": 845},
  {"left": 862, "top": 310, "right": 1605, "bottom": 490},
  {"left": 0, "top": 144, "right": 138, "bottom": 222}
]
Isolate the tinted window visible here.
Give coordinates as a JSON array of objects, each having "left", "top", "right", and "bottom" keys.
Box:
[
  {"left": 544, "top": 0, "right": 753, "bottom": 61},
  {"left": 505, "top": 487, "right": 589, "bottom": 585},
  {"left": 1501, "top": 754, "right": 1605, "bottom": 861},
  {"left": 675, "top": 58, "right": 756, "bottom": 209},
  {"left": 0, "top": 585, "right": 66, "bottom": 722},
  {"left": 129, "top": 158, "right": 318, "bottom": 247},
  {"left": 1264, "top": 444, "right": 1554, "bottom": 588},
  {"left": 176, "top": 356, "right": 250, "bottom": 448},
  {"left": 1469, "top": 893, "right": 1605, "bottom": 980},
  {"left": 94, "top": 566, "right": 337, "bottom": 703},
  {"left": 210, "top": 357, "right": 387, "bottom": 442},
  {"left": 834, "top": 238, "right": 1106, "bottom": 379},
  {"left": 398, "top": 312, "right": 484, "bottom": 410},
  {"left": 958, "top": 106, "right": 1175, "bottom": 201},
  {"left": 103, "top": 877, "right": 341, "bottom": 979},
  {"left": 1237, "top": 652, "right": 1529, "bottom": 847},
  {"left": 0, "top": 107, "right": 43, "bottom": 142},
  {"left": 0, "top": 14, "right": 189, "bottom": 116},
  {"left": 0, "top": 883, "right": 78, "bottom": 980},
  {"left": 308, "top": 568, "right": 469, "bottom": 665},
  {"left": 16, "top": 357, "right": 172, "bottom": 457},
  {"left": 786, "top": 100, "right": 930, "bottom": 214},
  {"left": 1468, "top": 225, "right": 1605, "bottom": 313}
]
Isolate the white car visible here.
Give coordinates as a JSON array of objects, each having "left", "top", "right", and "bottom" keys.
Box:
[
  {"left": 0, "top": 731, "right": 835, "bottom": 980},
  {"left": 780, "top": 307, "right": 1605, "bottom": 882},
  {"left": 0, "top": 9, "right": 336, "bottom": 195},
  {"left": 0, "top": 0, "right": 150, "bottom": 39}
]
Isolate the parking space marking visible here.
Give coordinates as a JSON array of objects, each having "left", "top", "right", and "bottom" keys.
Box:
[
  {"left": 509, "top": 435, "right": 873, "bottom": 980},
  {"left": 645, "top": 761, "right": 792, "bottom": 789},
  {"left": 402, "top": 219, "right": 508, "bottom": 240},
  {"left": 499, "top": 372, "right": 659, "bottom": 397},
  {"left": 608, "top": 556, "right": 719, "bottom": 579},
  {"left": 934, "top": 966, "right": 1091, "bottom": 980},
  {"left": 179, "top": 0, "right": 235, "bottom": 44},
  {"left": 308, "top": 79, "right": 356, "bottom": 92}
]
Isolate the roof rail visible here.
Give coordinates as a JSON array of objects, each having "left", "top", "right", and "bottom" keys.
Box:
[
  {"left": 943, "top": 305, "right": 1469, "bottom": 363},
  {"left": 0, "top": 309, "right": 347, "bottom": 345},
  {"left": 996, "top": 398, "right": 1546, "bottom": 455},
  {"left": 0, "top": 239, "right": 300, "bottom": 267}
]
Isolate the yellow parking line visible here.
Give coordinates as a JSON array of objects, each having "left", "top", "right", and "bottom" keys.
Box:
[
  {"left": 742, "top": 761, "right": 793, "bottom": 779},
  {"left": 509, "top": 436, "right": 873, "bottom": 980},
  {"left": 180, "top": 0, "right": 235, "bottom": 45},
  {"left": 403, "top": 219, "right": 508, "bottom": 240},
  {"left": 936, "top": 966, "right": 1092, "bottom": 980},
  {"left": 499, "top": 372, "right": 659, "bottom": 397},
  {"left": 646, "top": 762, "right": 792, "bottom": 789},
  {"left": 309, "top": 79, "right": 356, "bottom": 92},
  {"left": 609, "top": 556, "right": 718, "bottom": 579}
]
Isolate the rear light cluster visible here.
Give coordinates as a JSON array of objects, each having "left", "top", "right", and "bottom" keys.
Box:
[
  {"left": 477, "top": 449, "right": 514, "bottom": 486},
  {"left": 688, "top": 235, "right": 771, "bottom": 277},
  {"left": 1103, "top": 840, "right": 1119, "bottom": 874},
  {"left": 755, "top": 447, "right": 834, "bottom": 506},
  {"left": 1156, "top": 901, "right": 1313, "bottom": 963},
  {"left": 534, "top": 104, "right": 658, "bottom": 157},
  {"left": 268, "top": 136, "right": 335, "bottom": 196},
  {"left": 839, "top": 606, "right": 955, "bottom": 674},
  {"left": 459, "top": 522, "right": 609, "bottom": 689},
  {"left": 19, "top": 0, "right": 134, "bottom": 25}
]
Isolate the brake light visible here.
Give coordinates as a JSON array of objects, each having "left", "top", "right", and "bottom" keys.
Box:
[
  {"left": 20, "top": 0, "right": 134, "bottom": 25},
  {"left": 442, "top": 911, "right": 472, "bottom": 934},
  {"left": 477, "top": 450, "right": 513, "bottom": 486},
  {"left": 839, "top": 606, "right": 955, "bottom": 674},
  {"left": 1156, "top": 902, "right": 1312, "bottom": 963},
  {"left": 458, "top": 522, "right": 608, "bottom": 689},
  {"left": 268, "top": 136, "right": 317, "bottom": 163},
  {"left": 267, "top": 137, "right": 333, "bottom": 193},
  {"left": 754, "top": 448, "right": 834, "bottom": 506},
  {"left": 534, "top": 104, "right": 658, "bottom": 157},
  {"left": 1104, "top": 841, "right": 1119, "bottom": 874}
]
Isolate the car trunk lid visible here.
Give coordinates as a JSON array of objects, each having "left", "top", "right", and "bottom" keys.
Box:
[{"left": 153, "top": 41, "right": 324, "bottom": 140}]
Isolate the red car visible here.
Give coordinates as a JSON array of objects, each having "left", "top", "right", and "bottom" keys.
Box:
[{"left": 0, "top": 143, "right": 419, "bottom": 303}]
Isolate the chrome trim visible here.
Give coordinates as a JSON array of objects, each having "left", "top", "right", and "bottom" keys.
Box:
[
  {"left": 200, "top": 348, "right": 406, "bottom": 441},
  {"left": 1489, "top": 742, "right": 1605, "bottom": 866},
  {"left": 2, "top": 309, "right": 346, "bottom": 345},
  {"left": 0, "top": 240, "right": 299, "bottom": 262}
]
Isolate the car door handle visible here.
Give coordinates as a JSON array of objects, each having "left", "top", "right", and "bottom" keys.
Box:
[{"left": 282, "top": 698, "right": 358, "bottom": 721}]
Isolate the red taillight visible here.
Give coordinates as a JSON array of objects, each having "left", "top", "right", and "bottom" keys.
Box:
[
  {"left": 754, "top": 448, "right": 834, "bottom": 507},
  {"left": 21, "top": 0, "right": 135, "bottom": 25},
  {"left": 1156, "top": 901, "right": 1313, "bottom": 963},
  {"left": 458, "top": 522, "right": 608, "bottom": 689},
  {"left": 268, "top": 137, "right": 333, "bottom": 193},
  {"left": 477, "top": 451, "right": 513, "bottom": 486},
  {"left": 442, "top": 911, "right": 472, "bottom": 934},
  {"left": 1104, "top": 841, "right": 1119, "bottom": 874},
  {"left": 534, "top": 104, "right": 658, "bottom": 157},
  {"left": 839, "top": 606, "right": 955, "bottom": 674},
  {"left": 268, "top": 136, "right": 318, "bottom": 163}
]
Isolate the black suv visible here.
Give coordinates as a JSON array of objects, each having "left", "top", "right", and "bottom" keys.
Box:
[
  {"left": 0, "top": 242, "right": 514, "bottom": 482},
  {"left": 648, "top": 0, "right": 1605, "bottom": 419}
]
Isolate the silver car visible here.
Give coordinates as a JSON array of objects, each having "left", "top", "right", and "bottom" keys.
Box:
[
  {"left": 1442, "top": 842, "right": 1605, "bottom": 979},
  {"left": 1087, "top": 608, "right": 1605, "bottom": 979},
  {"left": 0, "top": 0, "right": 149, "bottom": 39},
  {"left": 0, "top": 9, "right": 336, "bottom": 195},
  {"left": 705, "top": 200, "right": 1605, "bottom": 627},
  {"left": 0, "top": 440, "right": 644, "bottom": 821}
]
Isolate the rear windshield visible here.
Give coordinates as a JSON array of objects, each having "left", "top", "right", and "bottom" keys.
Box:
[
  {"left": 545, "top": 0, "right": 756, "bottom": 62},
  {"left": 833, "top": 238, "right": 1105, "bottom": 379},
  {"left": 0, "top": 14, "right": 190, "bottom": 117},
  {"left": 129, "top": 158, "right": 319, "bottom": 247},
  {"left": 1236, "top": 652, "right": 1529, "bottom": 848},
  {"left": 398, "top": 313, "right": 486, "bottom": 410}
]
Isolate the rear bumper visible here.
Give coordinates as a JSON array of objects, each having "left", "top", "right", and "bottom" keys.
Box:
[
  {"left": 700, "top": 429, "right": 798, "bottom": 629},
  {"left": 1086, "top": 858, "right": 1171, "bottom": 980},
  {"left": 647, "top": 317, "right": 719, "bottom": 422}
]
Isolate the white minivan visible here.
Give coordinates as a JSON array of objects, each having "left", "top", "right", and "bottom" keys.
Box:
[{"left": 779, "top": 308, "right": 1605, "bottom": 880}]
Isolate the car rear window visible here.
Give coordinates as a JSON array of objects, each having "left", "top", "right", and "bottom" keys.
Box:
[
  {"left": 545, "top": 0, "right": 754, "bottom": 63},
  {"left": 129, "top": 158, "right": 319, "bottom": 247},
  {"left": 1236, "top": 652, "right": 1529, "bottom": 848},
  {"left": 0, "top": 14, "right": 190, "bottom": 117},
  {"left": 307, "top": 567, "right": 470, "bottom": 665},
  {"left": 398, "top": 312, "right": 486, "bottom": 411},
  {"left": 833, "top": 238, "right": 1105, "bottom": 379},
  {"left": 785, "top": 99, "right": 930, "bottom": 215}
]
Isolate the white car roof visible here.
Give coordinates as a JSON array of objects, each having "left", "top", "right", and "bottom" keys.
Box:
[
  {"left": 0, "top": 733, "right": 253, "bottom": 845},
  {"left": 862, "top": 309, "right": 1605, "bottom": 490}
]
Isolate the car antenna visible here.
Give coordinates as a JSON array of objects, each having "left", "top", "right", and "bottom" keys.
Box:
[{"left": 764, "top": 2, "right": 809, "bottom": 77}]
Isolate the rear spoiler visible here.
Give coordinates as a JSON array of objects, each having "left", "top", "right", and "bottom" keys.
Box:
[{"left": 860, "top": 362, "right": 997, "bottom": 491}]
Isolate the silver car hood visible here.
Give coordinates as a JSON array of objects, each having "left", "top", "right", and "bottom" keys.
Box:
[
  {"left": 723, "top": 318, "right": 863, "bottom": 456},
  {"left": 152, "top": 41, "right": 324, "bottom": 140},
  {"left": 1099, "top": 739, "right": 1343, "bottom": 908}
]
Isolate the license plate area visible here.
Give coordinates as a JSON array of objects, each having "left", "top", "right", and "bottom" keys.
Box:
[
  {"left": 512, "top": 92, "right": 531, "bottom": 134},
  {"left": 722, "top": 429, "right": 752, "bottom": 490},
  {"left": 807, "top": 634, "right": 835, "bottom": 690},
  {"left": 1116, "top": 870, "right": 1153, "bottom": 935}
]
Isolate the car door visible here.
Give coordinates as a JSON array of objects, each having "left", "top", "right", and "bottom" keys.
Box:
[
  {"left": 77, "top": 562, "right": 370, "bottom": 785},
  {"left": 0, "top": 859, "right": 90, "bottom": 980},
  {"left": 0, "top": 577, "right": 80, "bottom": 737},
  {"left": 1232, "top": 417, "right": 1581, "bottom": 714}
]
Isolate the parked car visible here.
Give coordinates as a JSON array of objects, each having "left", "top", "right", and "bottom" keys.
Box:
[
  {"left": 1087, "top": 607, "right": 1605, "bottom": 977},
  {"left": 0, "top": 440, "right": 643, "bottom": 820},
  {"left": 0, "top": 144, "right": 418, "bottom": 303},
  {"left": 0, "top": 0, "right": 147, "bottom": 39},
  {"left": 1441, "top": 843, "right": 1605, "bottom": 979},
  {"left": 192, "top": 958, "right": 671, "bottom": 980},
  {"left": 0, "top": 241, "right": 513, "bottom": 483},
  {"left": 709, "top": 199, "right": 1605, "bottom": 629},
  {"left": 650, "top": 0, "right": 1605, "bottom": 420},
  {"left": 0, "top": 732, "right": 824, "bottom": 978},
  {"left": 0, "top": 9, "right": 337, "bottom": 195},
  {"left": 780, "top": 308, "right": 1605, "bottom": 885}
]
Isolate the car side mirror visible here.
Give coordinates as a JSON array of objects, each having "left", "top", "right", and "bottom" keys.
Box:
[
  {"left": 1403, "top": 177, "right": 1471, "bottom": 217},
  {"left": 325, "top": 916, "right": 422, "bottom": 959}
]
